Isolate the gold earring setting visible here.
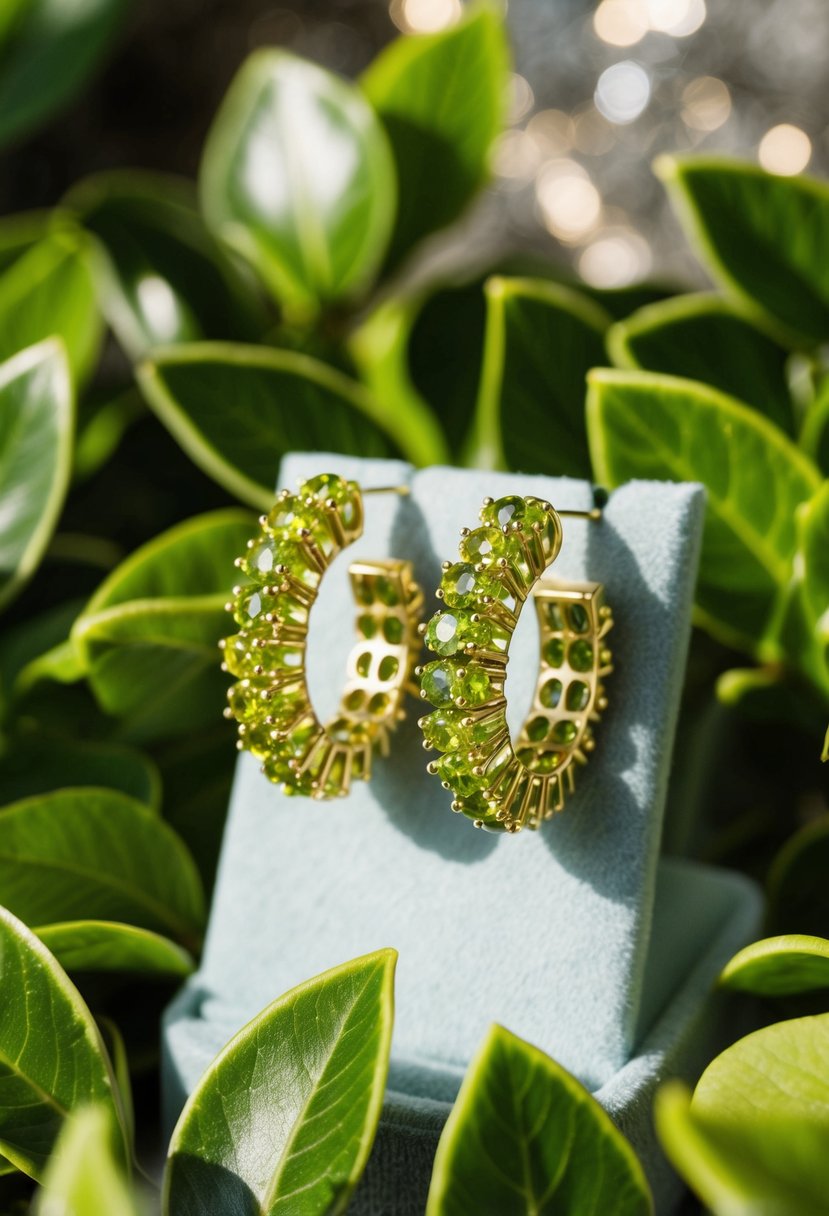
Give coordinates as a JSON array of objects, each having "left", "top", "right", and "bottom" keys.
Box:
[
  {"left": 418, "top": 495, "right": 614, "bottom": 833},
  {"left": 221, "top": 474, "right": 423, "bottom": 800}
]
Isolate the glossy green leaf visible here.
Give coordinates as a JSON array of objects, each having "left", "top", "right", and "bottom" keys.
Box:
[
  {"left": 0, "top": 208, "right": 51, "bottom": 272},
  {"left": 0, "top": 0, "right": 130, "bottom": 150},
  {"left": 587, "top": 369, "right": 822, "bottom": 654},
  {"left": 0, "top": 0, "right": 29, "bottom": 50},
  {"left": 67, "top": 171, "right": 267, "bottom": 360},
  {"left": 801, "top": 378, "right": 829, "bottom": 476},
  {"left": 164, "top": 949, "right": 396, "bottom": 1216},
  {"left": 823, "top": 724, "right": 829, "bottom": 762},
  {"left": 200, "top": 49, "right": 395, "bottom": 317},
  {"left": 426, "top": 1024, "right": 653, "bottom": 1216},
  {"left": 660, "top": 1016, "right": 829, "bottom": 1216},
  {"left": 767, "top": 816, "right": 829, "bottom": 939},
  {"left": 0, "top": 906, "right": 125, "bottom": 1181},
  {"left": 0, "top": 732, "right": 160, "bottom": 808},
  {"left": 800, "top": 480, "right": 829, "bottom": 643},
  {"left": 72, "top": 509, "right": 253, "bottom": 741},
  {"left": 407, "top": 279, "right": 487, "bottom": 458},
  {"left": 657, "top": 155, "right": 829, "bottom": 347},
  {"left": 362, "top": 4, "right": 509, "bottom": 271},
  {"left": 74, "top": 388, "right": 144, "bottom": 481},
  {"left": 0, "top": 789, "right": 205, "bottom": 947},
  {"left": 35, "top": 1105, "right": 140, "bottom": 1216},
  {"left": 0, "top": 597, "right": 83, "bottom": 698},
  {"left": 609, "top": 293, "right": 794, "bottom": 433},
  {"left": 475, "top": 277, "right": 609, "bottom": 476},
  {"left": 137, "top": 343, "right": 404, "bottom": 509},
  {"left": 0, "top": 227, "right": 101, "bottom": 383},
  {"left": 35, "top": 921, "right": 194, "bottom": 979},
  {"left": 720, "top": 934, "right": 829, "bottom": 996},
  {"left": 0, "top": 341, "right": 73, "bottom": 612}
]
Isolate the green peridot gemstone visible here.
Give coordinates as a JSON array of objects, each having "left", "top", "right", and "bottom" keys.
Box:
[
  {"left": 227, "top": 678, "right": 274, "bottom": 723},
  {"left": 467, "top": 710, "right": 505, "bottom": 748},
  {"left": 544, "top": 637, "right": 565, "bottom": 667},
  {"left": 241, "top": 538, "right": 279, "bottom": 580},
  {"left": 267, "top": 494, "right": 334, "bottom": 557},
  {"left": 441, "top": 563, "right": 506, "bottom": 609},
  {"left": 383, "top": 616, "right": 404, "bottom": 644},
  {"left": 421, "top": 661, "right": 455, "bottom": 708},
  {"left": 568, "top": 602, "right": 590, "bottom": 633},
  {"left": 300, "top": 473, "right": 360, "bottom": 529},
  {"left": 566, "top": 680, "right": 590, "bottom": 710},
  {"left": 255, "top": 643, "right": 304, "bottom": 674},
  {"left": 522, "top": 498, "right": 560, "bottom": 558},
  {"left": 433, "top": 752, "right": 483, "bottom": 798},
  {"left": 539, "top": 677, "right": 563, "bottom": 708},
  {"left": 424, "top": 610, "right": 499, "bottom": 658},
  {"left": 222, "top": 634, "right": 254, "bottom": 678},
  {"left": 569, "top": 639, "right": 594, "bottom": 672},
  {"left": 453, "top": 663, "right": 491, "bottom": 707},
  {"left": 525, "top": 715, "right": 550, "bottom": 742},
  {"left": 375, "top": 576, "right": 400, "bottom": 607},
  {"left": 421, "top": 709, "right": 469, "bottom": 752},
  {"left": 552, "top": 719, "right": 578, "bottom": 744},
  {"left": 270, "top": 539, "right": 320, "bottom": 587},
  {"left": 459, "top": 527, "right": 505, "bottom": 566},
  {"left": 233, "top": 586, "right": 276, "bottom": 628},
  {"left": 260, "top": 723, "right": 317, "bottom": 784},
  {"left": 481, "top": 495, "right": 525, "bottom": 530}
]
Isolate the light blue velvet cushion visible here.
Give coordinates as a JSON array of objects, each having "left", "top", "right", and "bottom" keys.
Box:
[{"left": 162, "top": 454, "right": 762, "bottom": 1213}]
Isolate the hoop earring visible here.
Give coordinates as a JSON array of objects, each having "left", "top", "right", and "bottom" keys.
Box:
[
  {"left": 222, "top": 473, "right": 423, "bottom": 800},
  {"left": 418, "top": 494, "right": 613, "bottom": 833}
]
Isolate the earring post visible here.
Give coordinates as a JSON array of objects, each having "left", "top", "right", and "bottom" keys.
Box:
[
  {"left": 363, "top": 485, "right": 411, "bottom": 497},
  {"left": 558, "top": 507, "right": 602, "bottom": 521}
]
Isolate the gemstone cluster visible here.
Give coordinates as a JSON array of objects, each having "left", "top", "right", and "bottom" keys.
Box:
[
  {"left": 419, "top": 494, "right": 613, "bottom": 832},
  {"left": 221, "top": 474, "right": 422, "bottom": 799}
]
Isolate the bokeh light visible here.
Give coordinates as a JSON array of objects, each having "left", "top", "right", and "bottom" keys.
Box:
[
  {"left": 681, "top": 77, "right": 732, "bottom": 132},
  {"left": 594, "top": 61, "right": 651, "bottom": 125},
  {"left": 536, "top": 160, "right": 603, "bottom": 243},
  {"left": 758, "top": 123, "right": 812, "bottom": 175},
  {"left": 647, "top": 0, "right": 707, "bottom": 37},
  {"left": 579, "top": 228, "right": 652, "bottom": 286},
  {"left": 389, "top": 0, "right": 461, "bottom": 35},
  {"left": 593, "top": 0, "right": 648, "bottom": 48}
]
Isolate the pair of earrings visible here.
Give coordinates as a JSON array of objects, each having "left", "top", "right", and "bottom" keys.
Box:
[{"left": 221, "top": 473, "right": 614, "bottom": 834}]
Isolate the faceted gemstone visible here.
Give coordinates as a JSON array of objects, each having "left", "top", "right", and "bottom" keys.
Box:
[
  {"left": 327, "top": 716, "right": 371, "bottom": 744},
  {"left": 454, "top": 664, "right": 491, "bottom": 707},
  {"left": 266, "top": 689, "right": 309, "bottom": 730},
  {"left": 529, "top": 750, "right": 563, "bottom": 774},
  {"left": 421, "top": 661, "right": 455, "bottom": 708},
  {"left": 257, "top": 643, "right": 304, "bottom": 674},
  {"left": 425, "top": 609, "right": 499, "bottom": 657},
  {"left": 383, "top": 616, "right": 404, "bottom": 644},
  {"left": 552, "top": 719, "right": 578, "bottom": 744},
  {"left": 544, "top": 637, "right": 565, "bottom": 667},
  {"left": 522, "top": 498, "right": 560, "bottom": 558},
  {"left": 241, "top": 720, "right": 276, "bottom": 757},
  {"left": 525, "top": 716, "right": 550, "bottom": 742},
  {"left": 433, "top": 752, "right": 483, "bottom": 798},
  {"left": 569, "top": 639, "right": 594, "bottom": 672},
  {"left": 270, "top": 539, "right": 319, "bottom": 587},
  {"left": 375, "top": 576, "right": 400, "bottom": 607},
  {"left": 233, "top": 586, "right": 276, "bottom": 628},
  {"left": 467, "top": 709, "right": 506, "bottom": 748},
  {"left": 267, "top": 494, "right": 334, "bottom": 556},
  {"left": 459, "top": 527, "right": 505, "bottom": 566},
  {"left": 544, "top": 602, "right": 565, "bottom": 630},
  {"left": 241, "top": 538, "right": 279, "bottom": 580},
  {"left": 481, "top": 495, "right": 525, "bottom": 530},
  {"left": 261, "top": 723, "right": 317, "bottom": 785},
  {"left": 568, "top": 602, "right": 590, "bottom": 633},
  {"left": 539, "top": 677, "right": 563, "bottom": 709},
  {"left": 458, "top": 789, "right": 497, "bottom": 822},
  {"left": 378, "top": 655, "right": 399, "bottom": 682},
  {"left": 566, "top": 680, "right": 590, "bottom": 711},
  {"left": 222, "top": 634, "right": 256, "bottom": 678},
  {"left": 300, "top": 473, "right": 360, "bottom": 529},
  {"left": 227, "top": 678, "right": 274, "bottom": 724},
  {"left": 441, "top": 563, "right": 500, "bottom": 609},
  {"left": 358, "top": 613, "right": 377, "bottom": 638},
  {"left": 421, "top": 709, "right": 469, "bottom": 752}
]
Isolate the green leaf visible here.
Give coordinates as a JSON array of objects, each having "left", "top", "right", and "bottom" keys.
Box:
[
  {"left": 0, "top": 732, "right": 161, "bottom": 808},
  {"left": 407, "top": 279, "right": 487, "bottom": 458},
  {"left": 35, "top": 1105, "right": 140, "bottom": 1216},
  {"left": 656, "top": 155, "right": 829, "bottom": 348},
  {"left": 823, "top": 724, "right": 829, "bottom": 762},
  {"left": 0, "top": 0, "right": 28, "bottom": 51},
  {"left": 0, "top": 789, "right": 205, "bottom": 947},
  {"left": 35, "top": 921, "right": 194, "bottom": 979},
  {"left": 801, "top": 377, "right": 829, "bottom": 476},
  {"left": 0, "top": 906, "right": 126, "bottom": 1181},
  {"left": 72, "top": 509, "right": 253, "bottom": 741},
  {"left": 587, "top": 369, "right": 822, "bottom": 654},
  {"left": 800, "top": 480, "right": 829, "bottom": 644},
  {"left": 137, "top": 343, "right": 404, "bottom": 509},
  {"left": 347, "top": 296, "right": 450, "bottom": 465},
  {"left": 720, "top": 934, "right": 829, "bottom": 996},
  {"left": 0, "top": 340, "right": 73, "bottom": 612},
  {"left": 767, "top": 816, "right": 829, "bottom": 939},
  {"left": 0, "top": 227, "right": 102, "bottom": 383},
  {"left": 74, "top": 388, "right": 144, "bottom": 482},
  {"left": 426, "top": 1024, "right": 653, "bottom": 1216},
  {"left": 362, "top": 4, "right": 509, "bottom": 272},
  {"left": 474, "top": 277, "right": 609, "bottom": 476},
  {"left": 67, "top": 171, "right": 267, "bottom": 360},
  {"left": 0, "top": 208, "right": 52, "bottom": 272},
  {"left": 608, "top": 293, "right": 794, "bottom": 434},
  {"left": 164, "top": 949, "right": 396, "bottom": 1216},
  {"left": 0, "top": 0, "right": 130, "bottom": 151},
  {"left": 659, "top": 1016, "right": 829, "bottom": 1216},
  {"left": 200, "top": 49, "right": 395, "bottom": 318}
]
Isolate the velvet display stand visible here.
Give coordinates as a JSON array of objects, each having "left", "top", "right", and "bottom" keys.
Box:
[{"left": 163, "top": 454, "right": 762, "bottom": 1214}]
